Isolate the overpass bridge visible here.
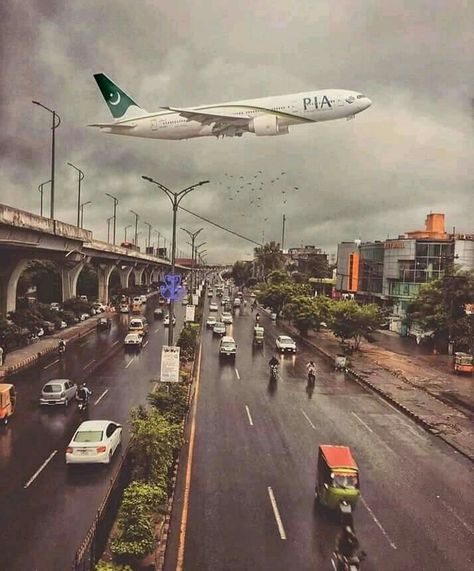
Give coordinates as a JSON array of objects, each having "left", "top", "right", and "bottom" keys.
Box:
[{"left": 0, "top": 203, "right": 187, "bottom": 315}]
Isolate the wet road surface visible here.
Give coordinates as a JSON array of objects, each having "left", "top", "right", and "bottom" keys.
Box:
[
  {"left": 165, "top": 295, "right": 474, "bottom": 571},
  {"left": 0, "top": 297, "right": 184, "bottom": 570}
]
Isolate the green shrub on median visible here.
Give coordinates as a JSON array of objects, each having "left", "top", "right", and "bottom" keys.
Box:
[{"left": 147, "top": 382, "right": 189, "bottom": 424}]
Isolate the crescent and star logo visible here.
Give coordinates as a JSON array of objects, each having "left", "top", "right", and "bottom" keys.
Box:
[{"left": 109, "top": 92, "right": 121, "bottom": 106}]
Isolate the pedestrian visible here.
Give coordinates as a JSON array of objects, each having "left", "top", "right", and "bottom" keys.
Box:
[{"left": 0, "top": 345, "right": 4, "bottom": 367}]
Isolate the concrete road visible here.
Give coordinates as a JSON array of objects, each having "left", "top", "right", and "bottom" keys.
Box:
[
  {"left": 0, "top": 298, "right": 184, "bottom": 571},
  {"left": 165, "top": 297, "right": 474, "bottom": 571}
]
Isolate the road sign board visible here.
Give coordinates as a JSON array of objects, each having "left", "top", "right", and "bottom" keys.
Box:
[{"left": 160, "top": 345, "right": 180, "bottom": 383}]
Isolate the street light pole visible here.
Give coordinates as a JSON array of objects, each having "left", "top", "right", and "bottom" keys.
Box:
[
  {"left": 32, "top": 101, "right": 61, "bottom": 219},
  {"left": 38, "top": 180, "right": 51, "bottom": 217},
  {"left": 67, "top": 162, "right": 84, "bottom": 227},
  {"left": 181, "top": 227, "right": 203, "bottom": 294},
  {"left": 142, "top": 175, "right": 210, "bottom": 345},
  {"left": 107, "top": 215, "right": 114, "bottom": 243},
  {"left": 105, "top": 193, "right": 119, "bottom": 246},
  {"left": 144, "top": 222, "right": 152, "bottom": 249},
  {"left": 124, "top": 224, "right": 132, "bottom": 242},
  {"left": 80, "top": 201, "right": 92, "bottom": 229},
  {"left": 130, "top": 210, "right": 139, "bottom": 246}
]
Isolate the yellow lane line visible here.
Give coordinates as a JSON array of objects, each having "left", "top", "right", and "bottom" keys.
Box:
[{"left": 176, "top": 342, "right": 203, "bottom": 571}]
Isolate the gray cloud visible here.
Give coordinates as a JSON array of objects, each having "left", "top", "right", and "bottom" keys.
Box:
[{"left": 1, "top": 0, "right": 473, "bottom": 263}]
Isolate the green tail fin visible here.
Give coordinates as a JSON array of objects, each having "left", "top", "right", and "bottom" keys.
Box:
[{"left": 93, "top": 73, "right": 146, "bottom": 119}]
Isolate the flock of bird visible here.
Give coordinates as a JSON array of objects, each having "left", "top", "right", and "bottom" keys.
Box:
[{"left": 215, "top": 170, "right": 301, "bottom": 230}]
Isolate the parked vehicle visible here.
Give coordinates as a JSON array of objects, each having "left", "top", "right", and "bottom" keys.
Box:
[
  {"left": 219, "top": 336, "right": 237, "bottom": 360},
  {"left": 66, "top": 420, "right": 122, "bottom": 465},
  {"left": 97, "top": 317, "right": 112, "bottom": 331},
  {"left": 40, "top": 379, "right": 77, "bottom": 407},
  {"left": 453, "top": 352, "right": 473, "bottom": 375},
  {"left": 276, "top": 335, "right": 297, "bottom": 353},
  {"left": 315, "top": 445, "right": 360, "bottom": 511},
  {"left": 0, "top": 384, "right": 16, "bottom": 425}
]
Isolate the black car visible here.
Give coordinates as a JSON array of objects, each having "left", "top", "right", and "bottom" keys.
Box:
[{"left": 97, "top": 317, "right": 112, "bottom": 330}]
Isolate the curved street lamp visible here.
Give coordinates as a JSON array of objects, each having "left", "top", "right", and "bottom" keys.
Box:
[{"left": 67, "top": 162, "right": 85, "bottom": 227}]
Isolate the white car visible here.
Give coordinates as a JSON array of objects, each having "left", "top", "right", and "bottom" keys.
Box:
[
  {"left": 233, "top": 298, "right": 241, "bottom": 307},
  {"left": 80, "top": 313, "right": 90, "bottom": 321},
  {"left": 120, "top": 304, "right": 129, "bottom": 313},
  {"left": 209, "top": 303, "right": 218, "bottom": 312},
  {"left": 213, "top": 322, "right": 226, "bottom": 336},
  {"left": 275, "top": 335, "right": 297, "bottom": 353},
  {"left": 50, "top": 302, "right": 61, "bottom": 312},
  {"left": 92, "top": 302, "right": 106, "bottom": 313},
  {"left": 59, "top": 320, "right": 68, "bottom": 329},
  {"left": 182, "top": 297, "right": 189, "bottom": 306},
  {"left": 164, "top": 314, "right": 176, "bottom": 327},
  {"left": 140, "top": 295, "right": 147, "bottom": 304},
  {"left": 206, "top": 316, "right": 217, "bottom": 328},
  {"left": 124, "top": 332, "right": 143, "bottom": 350},
  {"left": 66, "top": 420, "right": 122, "bottom": 465},
  {"left": 132, "top": 296, "right": 142, "bottom": 305},
  {"left": 219, "top": 336, "right": 237, "bottom": 359},
  {"left": 221, "top": 312, "right": 233, "bottom": 324}
]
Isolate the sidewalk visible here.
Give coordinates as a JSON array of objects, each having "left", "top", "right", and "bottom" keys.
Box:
[
  {"left": 0, "top": 311, "right": 116, "bottom": 380},
  {"left": 277, "top": 318, "right": 474, "bottom": 462}
]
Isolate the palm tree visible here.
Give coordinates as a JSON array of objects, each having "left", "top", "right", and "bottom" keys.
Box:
[{"left": 254, "top": 241, "right": 285, "bottom": 279}]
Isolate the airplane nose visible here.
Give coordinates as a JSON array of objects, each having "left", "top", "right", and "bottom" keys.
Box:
[{"left": 365, "top": 97, "right": 372, "bottom": 109}]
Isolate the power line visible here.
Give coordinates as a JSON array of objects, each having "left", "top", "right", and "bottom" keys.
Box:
[{"left": 178, "top": 205, "right": 263, "bottom": 247}]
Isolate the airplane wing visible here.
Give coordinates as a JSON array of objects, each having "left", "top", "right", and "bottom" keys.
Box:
[
  {"left": 88, "top": 123, "right": 136, "bottom": 129},
  {"left": 162, "top": 106, "right": 250, "bottom": 127}
]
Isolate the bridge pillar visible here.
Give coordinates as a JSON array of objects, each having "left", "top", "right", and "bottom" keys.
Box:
[
  {"left": 61, "top": 262, "right": 86, "bottom": 302},
  {"left": 96, "top": 263, "right": 115, "bottom": 304},
  {"left": 143, "top": 267, "right": 154, "bottom": 287},
  {"left": 118, "top": 265, "right": 134, "bottom": 289},
  {"left": 0, "top": 257, "right": 29, "bottom": 316},
  {"left": 133, "top": 266, "right": 145, "bottom": 287}
]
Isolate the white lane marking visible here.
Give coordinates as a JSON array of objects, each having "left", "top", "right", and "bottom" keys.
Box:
[
  {"left": 125, "top": 357, "right": 136, "bottom": 369},
  {"left": 378, "top": 396, "right": 403, "bottom": 416},
  {"left": 84, "top": 328, "right": 95, "bottom": 337},
  {"left": 112, "top": 340, "right": 120, "bottom": 347},
  {"left": 154, "top": 327, "right": 160, "bottom": 333},
  {"left": 235, "top": 368, "right": 240, "bottom": 380},
  {"left": 84, "top": 359, "right": 96, "bottom": 369},
  {"left": 352, "top": 412, "right": 374, "bottom": 433},
  {"left": 143, "top": 340, "right": 149, "bottom": 348},
  {"left": 24, "top": 450, "right": 58, "bottom": 489},
  {"left": 267, "top": 486, "right": 287, "bottom": 540},
  {"left": 94, "top": 389, "right": 109, "bottom": 406},
  {"left": 361, "top": 497, "right": 397, "bottom": 549},
  {"left": 439, "top": 498, "right": 474, "bottom": 536},
  {"left": 245, "top": 405, "right": 254, "bottom": 426},
  {"left": 44, "top": 359, "right": 59, "bottom": 370},
  {"left": 301, "top": 409, "right": 316, "bottom": 431}
]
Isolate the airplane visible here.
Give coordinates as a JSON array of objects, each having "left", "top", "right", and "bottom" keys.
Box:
[{"left": 90, "top": 73, "right": 372, "bottom": 141}]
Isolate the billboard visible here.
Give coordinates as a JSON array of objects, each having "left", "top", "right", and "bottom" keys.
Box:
[{"left": 160, "top": 346, "right": 180, "bottom": 383}]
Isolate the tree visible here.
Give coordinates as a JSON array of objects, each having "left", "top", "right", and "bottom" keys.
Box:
[
  {"left": 328, "top": 301, "right": 382, "bottom": 350},
  {"left": 267, "top": 269, "right": 289, "bottom": 284},
  {"left": 283, "top": 295, "right": 332, "bottom": 336},
  {"left": 257, "top": 281, "right": 311, "bottom": 316},
  {"left": 254, "top": 241, "right": 285, "bottom": 277},
  {"left": 406, "top": 269, "right": 474, "bottom": 350},
  {"left": 230, "top": 260, "right": 252, "bottom": 287}
]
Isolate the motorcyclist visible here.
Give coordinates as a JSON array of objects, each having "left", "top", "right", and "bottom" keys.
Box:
[
  {"left": 306, "top": 360, "right": 316, "bottom": 379},
  {"left": 335, "top": 526, "right": 361, "bottom": 568},
  {"left": 255, "top": 313, "right": 260, "bottom": 324},
  {"left": 77, "top": 382, "right": 92, "bottom": 404},
  {"left": 268, "top": 355, "right": 279, "bottom": 377},
  {"left": 58, "top": 339, "right": 66, "bottom": 353}
]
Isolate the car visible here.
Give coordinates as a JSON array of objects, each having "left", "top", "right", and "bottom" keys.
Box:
[
  {"left": 79, "top": 295, "right": 88, "bottom": 302},
  {"left": 164, "top": 314, "right": 176, "bottom": 327},
  {"left": 128, "top": 317, "right": 148, "bottom": 337},
  {"left": 65, "top": 420, "right": 122, "bottom": 465},
  {"left": 119, "top": 304, "right": 129, "bottom": 313},
  {"left": 59, "top": 320, "right": 68, "bottom": 329},
  {"left": 206, "top": 316, "right": 217, "bottom": 328},
  {"left": 124, "top": 332, "right": 143, "bottom": 350},
  {"left": 79, "top": 313, "right": 90, "bottom": 321},
  {"left": 207, "top": 291, "right": 213, "bottom": 298},
  {"left": 50, "top": 302, "right": 61, "bottom": 312},
  {"left": 209, "top": 303, "right": 218, "bottom": 312},
  {"left": 221, "top": 312, "right": 233, "bottom": 324},
  {"left": 212, "top": 322, "right": 226, "bottom": 336},
  {"left": 222, "top": 296, "right": 230, "bottom": 305},
  {"left": 182, "top": 297, "right": 189, "bottom": 306},
  {"left": 153, "top": 307, "right": 163, "bottom": 319},
  {"left": 276, "top": 335, "right": 297, "bottom": 353},
  {"left": 140, "top": 295, "right": 147, "bottom": 304},
  {"left": 97, "top": 317, "right": 112, "bottom": 330},
  {"left": 233, "top": 298, "right": 241, "bottom": 307},
  {"left": 219, "top": 336, "right": 237, "bottom": 359},
  {"left": 40, "top": 379, "right": 77, "bottom": 406},
  {"left": 92, "top": 302, "right": 106, "bottom": 313}
]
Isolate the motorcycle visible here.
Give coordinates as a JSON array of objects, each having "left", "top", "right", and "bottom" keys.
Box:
[
  {"left": 307, "top": 370, "right": 316, "bottom": 384},
  {"left": 77, "top": 397, "right": 89, "bottom": 412},
  {"left": 331, "top": 552, "right": 362, "bottom": 571},
  {"left": 270, "top": 364, "right": 279, "bottom": 381},
  {"left": 58, "top": 344, "right": 66, "bottom": 356}
]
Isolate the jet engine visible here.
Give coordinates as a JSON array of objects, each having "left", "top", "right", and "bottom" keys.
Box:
[{"left": 248, "top": 115, "right": 289, "bottom": 136}]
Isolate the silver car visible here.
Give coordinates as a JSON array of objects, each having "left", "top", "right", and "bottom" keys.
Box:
[{"left": 40, "top": 379, "right": 77, "bottom": 406}]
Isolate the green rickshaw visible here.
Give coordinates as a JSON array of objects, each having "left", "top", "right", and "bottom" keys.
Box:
[
  {"left": 253, "top": 326, "right": 264, "bottom": 347},
  {"left": 315, "top": 445, "right": 360, "bottom": 511}
]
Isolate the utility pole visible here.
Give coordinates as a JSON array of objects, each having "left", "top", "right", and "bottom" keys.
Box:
[
  {"left": 130, "top": 210, "right": 139, "bottom": 246},
  {"left": 281, "top": 214, "right": 286, "bottom": 251},
  {"left": 80, "top": 201, "right": 92, "bottom": 228},
  {"left": 67, "top": 162, "right": 84, "bottom": 227},
  {"left": 107, "top": 215, "right": 114, "bottom": 243},
  {"left": 142, "top": 175, "right": 209, "bottom": 345},
  {"left": 38, "top": 180, "right": 51, "bottom": 217},
  {"left": 105, "top": 193, "right": 119, "bottom": 245},
  {"left": 181, "top": 227, "right": 203, "bottom": 293},
  {"left": 144, "top": 222, "right": 152, "bottom": 249}
]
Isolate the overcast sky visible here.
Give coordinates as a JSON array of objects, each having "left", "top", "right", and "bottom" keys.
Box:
[{"left": 1, "top": 1, "right": 473, "bottom": 263}]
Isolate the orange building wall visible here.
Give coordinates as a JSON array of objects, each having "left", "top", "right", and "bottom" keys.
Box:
[{"left": 348, "top": 252, "right": 360, "bottom": 292}]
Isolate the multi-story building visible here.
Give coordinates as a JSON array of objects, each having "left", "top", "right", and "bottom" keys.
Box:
[
  {"left": 286, "top": 245, "right": 329, "bottom": 277},
  {"left": 336, "top": 213, "right": 474, "bottom": 333}
]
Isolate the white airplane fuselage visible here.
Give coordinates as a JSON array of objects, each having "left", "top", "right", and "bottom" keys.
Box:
[{"left": 97, "top": 89, "right": 371, "bottom": 140}]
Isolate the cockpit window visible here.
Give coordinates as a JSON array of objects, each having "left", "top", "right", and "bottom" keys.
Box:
[
  {"left": 346, "top": 96, "right": 355, "bottom": 104},
  {"left": 357, "top": 94, "right": 365, "bottom": 99}
]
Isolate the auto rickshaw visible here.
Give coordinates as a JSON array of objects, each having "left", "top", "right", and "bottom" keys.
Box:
[
  {"left": 0, "top": 383, "right": 16, "bottom": 425},
  {"left": 315, "top": 445, "right": 360, "bottom": 511},
  {"left": 453, "top": 352, "right": 473, "bottom": 375},
  {"left": 253, "top": 326, "right": 264, "bottom": 347}
]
